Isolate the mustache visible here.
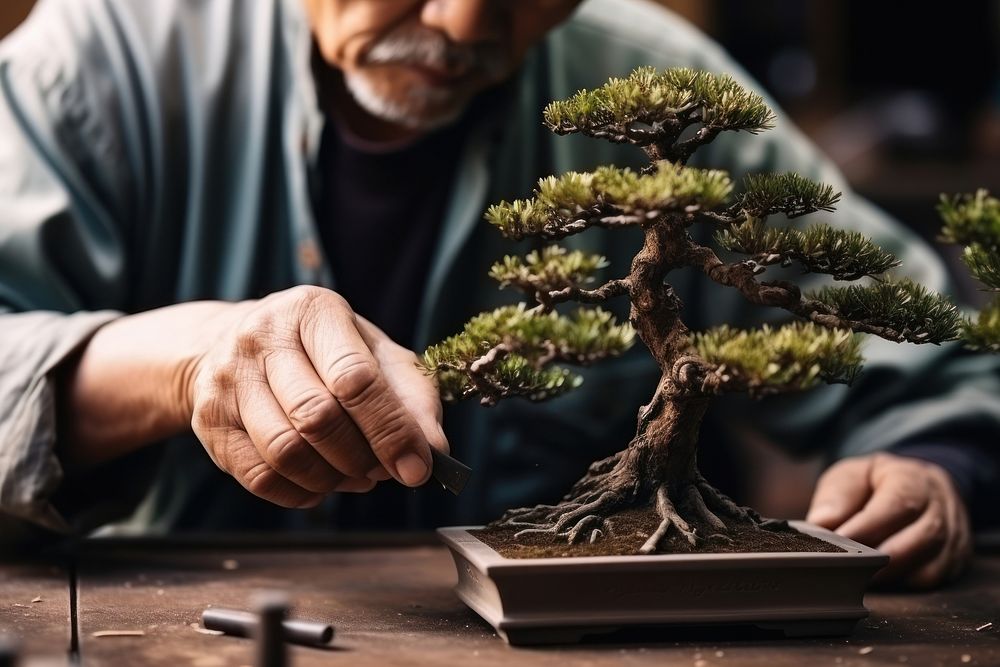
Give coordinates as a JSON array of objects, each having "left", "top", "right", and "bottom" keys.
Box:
[{"left": 363, "top": 25, "right": 509, "bottom": 79}]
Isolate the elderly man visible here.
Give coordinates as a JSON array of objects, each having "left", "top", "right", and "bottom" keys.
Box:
[{"left": 0, "top": 0, "right": 996, "bottom": 588}]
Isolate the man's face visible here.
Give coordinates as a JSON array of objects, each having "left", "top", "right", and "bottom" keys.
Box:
[{"left": 303, "top": 0, "right": 581, "bottom": 131}]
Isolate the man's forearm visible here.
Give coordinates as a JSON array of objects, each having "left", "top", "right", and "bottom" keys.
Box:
[{"left": 55, "top": 301, "right": 238, "bottom": 470}]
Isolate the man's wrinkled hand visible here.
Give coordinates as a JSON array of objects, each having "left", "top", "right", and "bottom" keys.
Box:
[
  {"left": 187, "top": 286, "right": 448, "bottom": 508},
  {"left": 806, "top": 452, "right": 971, "bottom": 589}
]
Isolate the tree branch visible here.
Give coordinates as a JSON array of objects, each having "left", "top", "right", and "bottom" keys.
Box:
[
  {"left": 667, "top": 125, "right": 722, "bottom": 164},
  {"left": 468, "top": 343, "right": 513, "bottom": 405},
  {"left": 535, "top": 208, "right": 658, "bottom": 240},
  {"left": 687, "top": 208, "right": 743, "bottom": 226},
  {"left": 534, "top": 277, "right": 632, "bottom": 311},
  {"left": 682, "top": 241, "right": 927, "bottom": 343},
  {"left": 550, "top": 109, "right": 695, "bottom": 149}
]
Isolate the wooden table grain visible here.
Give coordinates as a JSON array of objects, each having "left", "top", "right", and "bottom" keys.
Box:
[
  {"left": 3, "top": 539, "right": 999, "bottom": 666},
  {"left": 0, "top": 560, "right": 71, "bottom": 665}
]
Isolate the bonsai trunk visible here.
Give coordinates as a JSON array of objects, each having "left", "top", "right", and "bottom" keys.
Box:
[{"left": 493, "top": 223, "right": 765, "bottom": 552}]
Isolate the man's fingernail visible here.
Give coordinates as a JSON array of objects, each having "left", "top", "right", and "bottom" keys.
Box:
[{"left": 395, "top": 453, "right": 429, "bottom": 486}]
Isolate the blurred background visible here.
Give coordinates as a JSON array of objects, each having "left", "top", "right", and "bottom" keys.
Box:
[
  {"left": 657, "top": 0, "right": 1000, "bottom": 305},
  {"left": 5, "top": 0, "right": 995, "bottom": 297},
  {"left": 2, "top": 0, "right": 997, "bottom": 519}
]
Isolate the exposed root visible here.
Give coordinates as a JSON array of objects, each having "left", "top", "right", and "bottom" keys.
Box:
[
  {"left": 567, "top": 514, "right": 603, "bottom": 543},
  {"left": 497, "top": 502, "right": 582, "bottom": 526},
  {"left": 565, "top": 451, "right": 625, "bottom": 498},
  {"left": 636, "top": 477, "right": 775, "bottom": 554},
  {"left": 491, "top": 443, "right": 779, "bottom": 553},
  {"left": 639, "top": 520, "right": 670, "bottom": 554},
  {"left": 494, "top": 472, "right": 776, "bottom": 553},
  {"left": 586, "top": 451, "right": 625, "bottom": 476},
  {"left": 640, "top": 484, "right": 696, "bottom": 554},
  {"left": 685, "top": 484, "right": 726, "bottom": 532},
  {"left": 504, "top": 490, "right": 627, "bottom": 545},
  {"left": 703, "top": 532, "right": 734, "bottom": 545},
  {"left": 554, "top": 492, "right": 617, "bottom": 531},
  {"left": 696, "top": 476, "right": 763, "bottom": 524}
]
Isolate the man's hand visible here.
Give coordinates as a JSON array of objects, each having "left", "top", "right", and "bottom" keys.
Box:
[
  {"left": 806, "top": 452, "right": 972, "bottom": 589},
  {"left": 187, "top": 286, "right": 448, "bottom": 508}
]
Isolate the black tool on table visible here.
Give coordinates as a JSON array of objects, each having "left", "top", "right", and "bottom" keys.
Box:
[
  {"left": 429, "top": 448, "right": 472, "bottom": 495},
  {"left": 201, "top": 606, "right": 335, "bottom": 648}
]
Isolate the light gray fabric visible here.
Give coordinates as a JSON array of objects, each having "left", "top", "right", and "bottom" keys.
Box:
[
  {"left": 0, "top": 0, "right": 996, "bottom": 535},
  {"left": 0, "top": 311, "right": 119, "bottom": 530}
]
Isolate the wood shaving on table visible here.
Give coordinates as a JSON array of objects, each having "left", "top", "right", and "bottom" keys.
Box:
[
  {"left": 221, "top": 559, "right": 239, "bottom": 570},
  {"left": 858, "top": 646, "right": 874, "bottom": 655},
  {"left": 30, "top": 596, "right": 42, "bottom": 603},
  {"left": 91, "top": 630, "right": 146, "bottom": 638},
  {"left": 976, "top": 622, "right": 993, "bottom": 632}
]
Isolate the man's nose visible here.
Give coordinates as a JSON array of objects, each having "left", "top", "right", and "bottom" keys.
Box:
[{"left": 419, "top": 0, "right": 501, "bottom": 44}]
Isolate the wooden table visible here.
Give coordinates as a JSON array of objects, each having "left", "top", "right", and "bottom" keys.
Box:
[{"left": 1, "top": 538, "right": 997, "bottom": 666}]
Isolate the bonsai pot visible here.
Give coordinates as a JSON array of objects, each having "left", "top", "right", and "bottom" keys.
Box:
[{"left": 437, "top": 521, "right": 887, "bottom": 645}]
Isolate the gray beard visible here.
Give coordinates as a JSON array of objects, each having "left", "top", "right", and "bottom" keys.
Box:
[
  {"left": 343, "top": 70, "right": 466, "bottom": 131},
  {"left": 343, "top": 22, "right": 506, "bottom": 132}
]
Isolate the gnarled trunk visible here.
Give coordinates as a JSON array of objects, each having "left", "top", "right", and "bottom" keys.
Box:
[{"left": 617, "top": 221, "right": 708, "bottom": 484}]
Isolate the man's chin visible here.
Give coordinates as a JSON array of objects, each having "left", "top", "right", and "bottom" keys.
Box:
[{"left": 344, "top": 71, "right": 471, "bottom": 132}]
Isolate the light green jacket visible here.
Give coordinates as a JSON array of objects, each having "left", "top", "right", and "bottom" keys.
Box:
[{"left": 1, "top": 0, "right": 997, "bottom": 535}]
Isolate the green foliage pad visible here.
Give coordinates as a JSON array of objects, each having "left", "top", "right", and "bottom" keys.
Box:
[
  {"left": 716, "top": 219, "right": 899, "bottom": 280},
  {"left": 693, "top": 322, "right": 862, "bottom": 395},
  {"left": 809, "top": 280, "right": 962, "bottom": 344},
  {"left": 543, "top": 66, "right": 775, "bottom": 139},
  {"left": 485, "top": 163, "right": 732, "bottom": 240},
  {"left": 421, "top": 305, "right": 634, "bottom": 403}
]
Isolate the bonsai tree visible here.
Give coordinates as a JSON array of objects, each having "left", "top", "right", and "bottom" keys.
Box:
[{"left": 421, "top": 67, "right": 988, "bottom": 554}]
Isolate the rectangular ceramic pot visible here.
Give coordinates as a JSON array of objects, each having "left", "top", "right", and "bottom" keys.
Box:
[{"left": 437, "top": 521, "right": 888, "bottom": 645}]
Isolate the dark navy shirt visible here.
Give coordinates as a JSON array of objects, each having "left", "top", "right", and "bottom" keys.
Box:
[{"left": 315, "top": 118, "right": 464, "bottom": 349}]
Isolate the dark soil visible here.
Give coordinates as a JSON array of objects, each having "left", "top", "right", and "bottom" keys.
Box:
[{"left": 473, "top": 505, "right": 843, "bottom": 558}]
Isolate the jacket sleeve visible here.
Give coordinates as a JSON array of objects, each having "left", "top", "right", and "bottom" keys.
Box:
[{"left": 0, "top": 0, "right": 148, "bottom": 533}]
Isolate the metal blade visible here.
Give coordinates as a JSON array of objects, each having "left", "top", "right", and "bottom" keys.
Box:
[{"left": 429, "top": 448, "right": 472, "bottom": 496}]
